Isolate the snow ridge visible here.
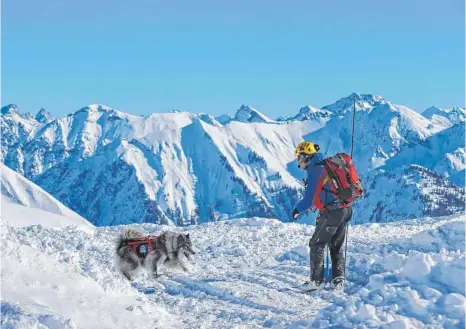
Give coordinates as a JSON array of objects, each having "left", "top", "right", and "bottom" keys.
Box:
[
  {"left": 233, "top": 105, "right": 275, "bottom": 123},
  {"left": 1, "top": 162, "right": 93, "bottom": 229},
  {"left": 1, "top": 94, "right": 464, "bottom": 226},
  {"left": 423, "top": 106, "right": 466, "bottom": 127}
]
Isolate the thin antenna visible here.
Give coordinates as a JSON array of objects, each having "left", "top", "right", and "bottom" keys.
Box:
[{"left": 351, "top": 95, "right": 356, "bottom": 157}]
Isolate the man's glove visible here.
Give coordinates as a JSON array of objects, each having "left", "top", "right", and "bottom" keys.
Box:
[{"left": 291, "top": 208, "right": 300, "bottom": 221}]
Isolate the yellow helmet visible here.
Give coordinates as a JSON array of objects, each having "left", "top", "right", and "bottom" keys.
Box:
[{"left": 295, "top": 141, "right": 320, "bottom": 157}]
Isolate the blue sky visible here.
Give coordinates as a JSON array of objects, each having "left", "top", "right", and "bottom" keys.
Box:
[{"left": 2, "top": 0, "right": 464, "bottom": 118}]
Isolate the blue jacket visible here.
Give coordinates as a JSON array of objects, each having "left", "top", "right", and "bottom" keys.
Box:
[{"left": 296, "top": 152, "right": 337, "bottom": 212}]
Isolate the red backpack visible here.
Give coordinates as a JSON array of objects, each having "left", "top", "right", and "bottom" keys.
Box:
[{"left": 318, "top": 153, "right": 364, "bottom": 209}]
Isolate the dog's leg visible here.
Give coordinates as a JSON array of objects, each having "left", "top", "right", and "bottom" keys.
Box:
[
  {"left": 152, "top": 262, "right": 159, "bottom": 279},
  {"left": 149, "top": 252, "right": 161, "bottom": 279},
  {"left": 179, "top": 261, "right": 189, "bottom": 272},
  {"left": 150, "top": 253, "right": 160, "bottom": 279},
  {"left": 152, "top": 253, "right": 167, "bottom": 279},
  {"left": 122, "top": 270, "right": 133, "bottom": 281},
  {"left": 176, "top": 249, "right": 189, "bottom": 272},
  {"left": 118, "top": 247, "right": 141, "bottom": 281}
]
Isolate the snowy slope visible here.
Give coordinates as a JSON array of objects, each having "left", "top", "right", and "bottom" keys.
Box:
[
  {"left": 2, "top": 105, "right": 202, "bottom": 225},
  {"left": 1, "top": 94, "right": 463, "bottom": 226},
  {"left": 1, "top": 201, "right": 94, "bottom": 230},
  {"left": 306, "top": 94, "right": 446, "bottom": 173},
  {"left": 1, "top": 220, "right": 175, "bottom": 328},
  {"left": 2, "top": 213, "right": 464, "bottom": 328},
  {"left": 1, "top": 105, "right": 44, "bottom": 172},
  {"left": 276, "top": 105, "right": 333, "bottom": 123},
  {"left": 1, "top": 104, "right": 322, "bottom": 225},
  {"left": 355, "top": 164, "right": 465, "bottom": 223},
  {"left": 181, "top": 119, "right": 323, "bottom": 223},
  {"left": 1, "top": 163, "right": 93, "bottom": 230},
  {"left": 423, "top": 106, "right": 466, "bottom": 127},
  {"left": 383, "top": 123, "right": 465, "bottom": 186}
]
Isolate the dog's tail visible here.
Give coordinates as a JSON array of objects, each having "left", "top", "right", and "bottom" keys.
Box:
[{"left": 115, "top": 227, "right": 145, "bottom": 251}]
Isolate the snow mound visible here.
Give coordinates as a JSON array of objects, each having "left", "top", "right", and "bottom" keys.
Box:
[
  {"left": 0, "top": 222, "right": 176, "bottom": 328},
  {"left": 2, "top": 213, "right": 464, "bottom": 328},
  {"left": 1, "top": 163, "right": 93, "bottom": 230},
  {"left": 306, "top": 216, "right": 465, "bottom": 328}
]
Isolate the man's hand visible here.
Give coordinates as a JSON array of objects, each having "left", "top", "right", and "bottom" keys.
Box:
[{"left": 291, "top": 208, "right": 300, "bottom": 221}]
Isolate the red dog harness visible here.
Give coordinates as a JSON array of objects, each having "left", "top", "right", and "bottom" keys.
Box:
[{"left": 123, "top": 236, "right": 161, "bottom": 258}]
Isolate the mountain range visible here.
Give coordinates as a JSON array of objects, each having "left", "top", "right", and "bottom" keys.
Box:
[{"left": 1, "top": 93, "right": 464, "bottom": 226}]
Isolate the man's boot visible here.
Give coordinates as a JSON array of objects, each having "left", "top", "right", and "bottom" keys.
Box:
[
  {"left": 299, "top": 280, "right": 321, "bottom": 292},
  {"left": 332, "top": 276, "right": 344, "bottom": 290}
]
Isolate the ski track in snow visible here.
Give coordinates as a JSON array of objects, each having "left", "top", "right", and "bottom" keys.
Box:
[{"left": 1, "top": 215, "right": 465, "bottom": 328}]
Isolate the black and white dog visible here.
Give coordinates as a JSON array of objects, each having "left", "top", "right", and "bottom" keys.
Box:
[{"left": 115, "top": 227, "right": 196, "bottom": 280}]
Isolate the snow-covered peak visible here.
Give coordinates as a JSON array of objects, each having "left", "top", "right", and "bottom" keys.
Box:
[
  {"left": 215, "top": 114, "right": 233, "bottom": 125},
  {"left": 423, "top": 106, "right": 466, "bottom": 126},
  {"left": 277, "top": 105, "right": 333, "bottom": 122},
  {"left": 449, "top": 106, "right": 465, "bottom": 115},
  {"left": 304, "top": 100, "right": 445, "bottom": 173},
  {"left": 299, "top": 105, "right": 321, "bottom": 114},
  {"left": 322, "top": 93, "right": 388, "bottom": 114},
  {"left": 1, "top": 104, "right": 42, "bottom": 165},
  {"left": 423, "top": 106, "right": 444, "bottom": 118},
  {"left": 73, "top": 104, "right": 138, "bottom": 121},
  {"left": 197, "top": 113, "right": 222, "bottom": 127},
  {"left": 1, "top": 105, "right": 39, "bottom": 122},
  {"left": 24, "top": 112, "right": 35, "bottom": 120},
  {"left": 1, "top": 104, "right": 21, "bottom": 116},
  {"left": 233, "top": 105, "right": 274, "bottom": 123},
  {"left": 80, "top": 104, "right": 114, "bottom": 112},
  {"left": 2, "top": 96, "right": 464, "bottom": 227},
  {"left": 422, "top": 106, "right": 465, "bottom": 118},
  {"left": 35, "top": 108, "right": 53, "bottom": 123}
]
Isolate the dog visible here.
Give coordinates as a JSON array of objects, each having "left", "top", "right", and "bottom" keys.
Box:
[{"left": 115, "top": 227, "right": 196, "bottom": 280}]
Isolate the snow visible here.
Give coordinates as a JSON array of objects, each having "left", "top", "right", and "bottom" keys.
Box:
[
  {"left": 2, "top": 196, "right": 464, "bottom": 328},
  {"left": 276, "top": 105, "right": 333, "bottom": 123},
  {"left": 35, "top": 108, "right": 54, "bottom": 124},
  {"left": 1, "top": 94, "right": 464, "bottom": 226},
  {"left": 233, "top": 105, "right": 275, "bottom": 123},
  {"left": 356, "top": 164, "right": 464, "bottom": 223},
  {"left": 384, "top": 123, "right": 466, "bottom": 187},
  {"left": 1, "top": 163, "right": 90, "bottom": 227},
  {"left": 1, "top": 222, "right": 176, "bottom": 329},
  {"left": 2, "top": 94, "right": 464, "bottom": 327},
  {"left": 1, "top": 200, "right": 94, "bottom": 232},
  {"left": 322, "top": 93, "right": 388, "bottom": 114},
  {"left": 399, "top": 252, "right": 435, "bottom": 280},
  {"left": 423, "top": 106, "right": 466, "bottom": 127}
]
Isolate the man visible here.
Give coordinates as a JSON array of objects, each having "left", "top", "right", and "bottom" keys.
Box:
[{"left": 291, "top": 141, "right": 353, "bottom": 292}]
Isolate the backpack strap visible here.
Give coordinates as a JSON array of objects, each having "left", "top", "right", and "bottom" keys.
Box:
[
  {"left": 318, "top": 159, "right": 346, "bottom": 209},
  {"left": 337, "top": 154, "right": 353, "bottom": 188}
]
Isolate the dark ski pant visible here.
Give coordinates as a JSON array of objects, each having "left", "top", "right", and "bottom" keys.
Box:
[{"left": 309, "top": 206, "right": 352, "bottom": 283}]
